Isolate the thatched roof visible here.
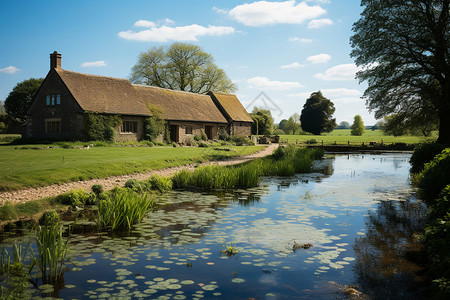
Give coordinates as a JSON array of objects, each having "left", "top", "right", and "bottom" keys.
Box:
[
  {"left": 208, "top": 92, "right": 253, "bottom": 123},
  {"left": 134, "top": 85, "right": 227, "bottom": 123},
  {"left": 56, "top": 69, "right": 150, "bottom": 116},
  {"left": 56, "top": 69, "right": 228, "bottom": 123}
]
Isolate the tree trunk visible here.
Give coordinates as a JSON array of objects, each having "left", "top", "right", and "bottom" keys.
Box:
[{"left": 437, "top": 107, "right": 450, "bottom": 145}]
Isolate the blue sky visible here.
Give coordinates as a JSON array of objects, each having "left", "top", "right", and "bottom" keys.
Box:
[{"left": 0, "top": 0, "right": 376, "bottom": 125}]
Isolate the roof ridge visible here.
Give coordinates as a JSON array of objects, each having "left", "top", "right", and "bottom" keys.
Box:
[
  {"left": 56, "top": 69, "right": 131, "bottom": 82},
  {"left": 133, "top": 84, "right": 212, "bottom": 97}
]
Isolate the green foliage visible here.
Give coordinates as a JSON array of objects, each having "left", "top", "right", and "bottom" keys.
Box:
[
  {"left": 97, "top": 189, "right": 154, "bottom": 231},
  {"left": 337, "top": 121, "right": 350, "bottom": 129},
  {"left": 91, "top": 184, "right": 104, "bottom": 196},
  {"left": 283, "top": 117, "right": 301, "bottom": 135},
  {"left": 144, "top": 104, "right": 166, "bottom": 142},
  {"left": 84, "top": 113, "right": 121, "bottom": 142},
  {"left": 36, "top": 223, "right": 69, "bottom": 283},
  {"left": 423, "top": 185, "right": 450, "bottom": 297},
  {"left": 218, "top": 129, "right": 230, "bottom": 141},
  {"left": 300, "top": 91, "right": 336, "bottom": 135},
  {"left": 351, "top": 115, "right": 365, "bottom": 136},
  {"left": 55, "top": 189, "right": 89, "bottom": 207},
  {"left": 410, "top": 143, "right": 448, "bottom": 174},
  {"left": 39, "top": 210, "right": 60, "bottom": 226},
  {"left": 250, "top": 107, "right": 273, "bottom": 135},
  {"left": 4, "top": 78, "right": 44, "bottom": 122},
  {"left": 273, "top": 129, "right": 285, "bottom": 135},
  {"left": 148, "top": 175, "right": 173, "bottom": 192},
  {"left": 131, "top": 42, "right": 236, "bottom": 93},
  {"left": 0, "top": 121, "right": 6, "bottom": 134},
  {"left": 350, "top": 0, "right": 449, "bottom": 144},
  {"left": 414, "top": 148, "right": 450, "bottom": 202},
  {"left": 172, "top": 146, "right": 323, "bottom": 190}
]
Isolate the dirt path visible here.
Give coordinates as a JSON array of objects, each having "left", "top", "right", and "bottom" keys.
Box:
[{"left": 0, "top": 144, "right": 278, "bottom": 205}]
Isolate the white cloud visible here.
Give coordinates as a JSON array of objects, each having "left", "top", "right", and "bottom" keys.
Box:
[
  {"left": 314, "top": 64, "right": 361, "bottom": 81},
  {"left": 280, "top": 62, "right": 304, "bottom": 69},
  {"left": 289, "top": 37, "right": 313, "bottom": 43},
  {"left": 164, "top": 18, "right": 175, "bottom": 25},
  {"left": 118, "top": 24, "right": 235, "bottom": 42},
  {"left": 307, "top": 18, "right": 333, "bottom": 29},
  {"left": 0, "top": 66, "right": 20, "bottom": 74},
  {"left": 306, "top": 53, "right": 331, "bottom": 64},
  {"left": 247, "top": 76, "right": 303, "bottom": 90},
  {"left": 81, "top": 61, "right": 106, "bottom": 68},
  {"left": 306, "top": 0, "right": 330, "bottom": 4},
  {"left": 134, "top": 20, "right": 156, "bottom": 28},
  {"left": 228, "top": 0, "right": 326, "bottom": 26},
  {"left": 213, "top": 6, "right": 227, "bottom": 14}
]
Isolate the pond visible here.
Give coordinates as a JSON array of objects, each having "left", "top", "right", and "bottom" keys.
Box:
[{"left": 1, "top": 153, "right": 428, "bottom": 299}]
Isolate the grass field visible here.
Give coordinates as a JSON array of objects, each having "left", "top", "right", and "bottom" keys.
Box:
[
  {"left": 279, "top": 129, "right": 437, "bottom": 145},
  {"left": 0, "top": 145, "right": 263, "bottom": 191}
]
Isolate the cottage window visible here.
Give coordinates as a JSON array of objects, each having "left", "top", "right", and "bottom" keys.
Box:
[
  {"left": 45, "top": 119, "right": 61, "bottom": 134},
  {"left": 46, "top": 94, "right": 61, "bottom": 106},
  {"left": 185, "top": 126, "right": 193, "bottom": 134},
  {"left": 122, "top": 121, "right": 138, "bottom": 133}
]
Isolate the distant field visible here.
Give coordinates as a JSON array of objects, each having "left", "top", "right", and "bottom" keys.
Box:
[
  {"left": 279, "top": 129, "right": 436, "bottom": 145},
  {"left": 0, "top": 145, "right": 263, "bottom": 191}
]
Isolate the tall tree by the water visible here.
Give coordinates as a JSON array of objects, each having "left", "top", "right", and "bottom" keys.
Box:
[{"left": 350, "top": 0, "right": 449, "bottom": 144}]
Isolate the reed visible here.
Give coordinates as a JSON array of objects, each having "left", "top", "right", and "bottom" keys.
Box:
[
  {"left": 36, "top": 223, "right": 69, "bottom": 283},
  {"left": 97, "top": 189, "right": 155, "bottom": 231},
  {"left": 172, "top": 146, "right": 323, "bottom": 190}
]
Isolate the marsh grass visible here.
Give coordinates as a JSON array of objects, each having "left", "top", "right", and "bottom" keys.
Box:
[
  {"left": 97, "top": 189, "right": 155, "bottom": 231},
  {"left": 172, "top": 146, "right": 324, "bottom": 190},
  {"left": 36, "top": 223, "right": 69, "bottom": 283}
]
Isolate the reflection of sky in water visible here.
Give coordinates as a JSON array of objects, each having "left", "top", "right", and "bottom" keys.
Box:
[{"left": 0, "top": 153, "right": 426, "bottom": 299}]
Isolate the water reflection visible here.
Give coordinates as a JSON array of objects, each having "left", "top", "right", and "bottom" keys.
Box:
[{"left": 353, "top": 196, "right": 428, "bottom": 299}]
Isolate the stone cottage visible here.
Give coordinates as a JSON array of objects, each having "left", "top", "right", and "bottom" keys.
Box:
[{"left": 26, "top": 51, "right": 252, "bottom": 143}]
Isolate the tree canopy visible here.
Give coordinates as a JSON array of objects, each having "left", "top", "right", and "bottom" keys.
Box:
[
  {"left": 351, "top": 115, "right": 365, "bottom": 136},
  {"left": 350, "top": 0, "right": 449, "bottom": 143},
  {"left": 5, "top": 78, "right": 43, "bottom": 123},
  {"left": 250, "top": 107, "right": 273, "bottom": 135},
  {"left": 337, "top": 121, "right": 350, "bottom": 129},
  {"left": 300, "top": 91, "right": 336, "bottom": 135},
  {"left": 131, "top": 42, "right": 236, "bottom": 94}
]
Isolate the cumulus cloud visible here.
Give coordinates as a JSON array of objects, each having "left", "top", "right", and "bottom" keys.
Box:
[
  {"left": 228, "top": 0, "right": 326, "bottom": 26},
  {"left": 314, "top": 64, "right": 361, "bottom": 81},
  {"left": 0, "top": 66, "right": 20, "bottom": 74},
  {"left": 134, "top": 20, "right": 156, "bottom": 28},
  {"left": 307, "top": 18, "right": 333, "bottom": 29},
  {"left": 118, "top": 24, "right": 235, "bottom": 42},
  {"left": 247, "top": 76, "right": 303, "bottom": 90},
  {"left": 306, "top": 53, "right": 331, "bottom": 64},
  {"left": 280, "top": 62, "right": 304, "bottom": 69},
  {"left": 288, "top": 88, "right": 363, "bottom": 103},
  {"left": 306, "top": 0, "right": 330, "bottom": 4},
  {"left": 289, "top": 37, "right": 313, "bottom": 43},
  {"left": 321, "top": 88, "right": 362, "bottom": 98},
  {"left": 81, "top": 61, "right": 106, "bottom": 68}
]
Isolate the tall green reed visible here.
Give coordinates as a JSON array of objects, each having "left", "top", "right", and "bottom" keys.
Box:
[
  {"left": 36, "top": 223, "right": 69, "bottom": 283},
  {"left": 97, "top": 189, "right": 154, "bottom": 231}
]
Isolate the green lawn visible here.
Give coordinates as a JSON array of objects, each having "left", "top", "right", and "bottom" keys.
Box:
[
  {"left": 279, "top": 129, "right": 437, "bottom": 145},
  {"left": 0, "top": 145, "right": 263, "bottom": 191}
]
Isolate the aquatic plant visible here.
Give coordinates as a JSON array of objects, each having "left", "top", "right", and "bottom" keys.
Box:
[
  {"left": 36, "top": 223, "right": 69, "bottom": 283},
  {"left": 172, "top": 146, "right": 323, "bottom": 190},
  {"left": 221, "top": 245, "right": 239, "bottom": 256},
  {"left": 97, "top": 189, "right": 154, "bottom": 231},
  {"left": 55, "top": 189, "right": 90, "bottom": 207},
  {"left": 147, "top": 175, "right": 173, "bottom": 192}
]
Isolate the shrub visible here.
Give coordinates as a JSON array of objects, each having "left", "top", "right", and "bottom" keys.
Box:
[
  {"left": 218, "top": 129, "right": 230, "bottom": 141},
  {"left": 84, "top": 113, "right": 121, "bottom": 142},
  {"left": 148, "top": 175, "right": 173, "bottom": 192},
  {"left": 198, "top": 141, "right": 209, "bottom": 147},
  {"left": 144, "top": 141, "right": 154, "bottom": 147},
  {"left": 273, "top": 129, "right": 285, "bottom": 136},
  {"left": 193, "top": 135, "right": 201, "bottom": 141},
  {"left": 91, "top": 184, "right": 104, "bottom": 196},
  {"left": 306, "top": 139, "right": 317, "bottom": 144},
  {"left": 55, "top": 189, "right": 89, "bottom": 207},
  {"left": 415, "top": 148, "right": 450, "bottom": 202},
  {"left": 200, "top": 130, "right": 208, "bottom": 141},
  {"left": 124, "top": 179, "right": 144, "bottom": 192},
  {"left": 39, "top": 210, "right": 60, "bottom": 226},
  {"left": 232, "top": 136, "right": 254, "bottom": 146},
  {"left": 410, "top": 143, "right": 448, "bottom": 174},
  {"left": 184, "top": 136, "right": 197, "bottom": 146}
]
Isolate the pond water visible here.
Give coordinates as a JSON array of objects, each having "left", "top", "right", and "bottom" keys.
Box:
[{"left": 1, "top": 153, "right": 428, "bottom": 299}]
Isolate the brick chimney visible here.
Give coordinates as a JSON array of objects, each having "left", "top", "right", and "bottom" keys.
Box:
[{"left": 50, "top": 51, "right": 61, "bottom": 69}]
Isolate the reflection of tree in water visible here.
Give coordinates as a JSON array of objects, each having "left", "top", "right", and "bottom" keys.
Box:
[{"left": 353, "top": 197, "right": 428, "bottom": 299}]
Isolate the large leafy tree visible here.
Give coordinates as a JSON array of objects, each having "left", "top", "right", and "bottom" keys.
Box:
[
  {"left": 300, "top": 91, "right": 337, "bottom": 135},
  {"left": 5, "top": 78, "right": 43, "bottom": 123},
  {"left": 351, "top": 115, "right": 365, "bottom": 136},
  {"left": 250, "top": 107, "right": 273, "bottom": 135},
  {"left": 131, "top": 42, "right": 236, "bottom": 94},
  {"left": 350, "top": 0, "right": 449, "bottom": 144}
]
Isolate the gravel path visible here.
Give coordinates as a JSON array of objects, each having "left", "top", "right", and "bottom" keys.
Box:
[{"left": 0, "top": 144, "right": 278, "bottom": 205}]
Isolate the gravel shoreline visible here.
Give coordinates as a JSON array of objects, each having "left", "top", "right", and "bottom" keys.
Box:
[{"left": 0, "top": 144, "right": 277, "bottom": 205}]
